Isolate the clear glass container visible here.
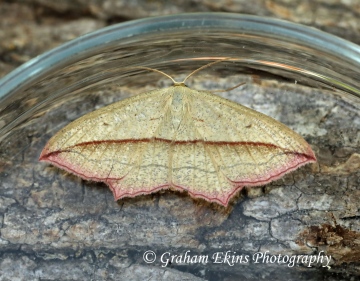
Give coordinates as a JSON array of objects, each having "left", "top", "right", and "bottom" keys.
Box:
[{"left": 0, "top": 13, "right": 359, "bottom": 280}]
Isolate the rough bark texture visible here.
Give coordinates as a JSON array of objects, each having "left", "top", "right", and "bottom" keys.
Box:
[{"left": 0, "top": 1, "right": 359, "bottom": 280}]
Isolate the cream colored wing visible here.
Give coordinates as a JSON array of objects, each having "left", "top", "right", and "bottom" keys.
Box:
[
  {"left": 40, "top": 87, "right": 173, "bottom": 185},
  {"left": 164, "top": 86, "right": 316, "bottom": 205},
  {"left": 40, "top": 85, "right": 316, "bottom": 206}
]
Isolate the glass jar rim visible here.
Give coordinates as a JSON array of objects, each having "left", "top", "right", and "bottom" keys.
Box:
[{"left": 1, "top": 12, "right": 360, "bottom": 100}]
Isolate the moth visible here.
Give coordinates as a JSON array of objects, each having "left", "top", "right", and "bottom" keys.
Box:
[{"left": 40, "top": 61, "right": 316, "bottom": 206}]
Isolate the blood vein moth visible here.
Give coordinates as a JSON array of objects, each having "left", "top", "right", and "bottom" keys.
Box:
[{"left": 40, "top": 61, "right": 316, "bottom": 206}]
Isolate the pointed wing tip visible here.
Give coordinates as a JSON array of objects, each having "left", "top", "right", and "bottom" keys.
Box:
[
  {"left": 307, "top": 147, "right": 317, "bottom": 162},
  {"left": 38, "top": 143, "right": 53, "bottom": 162},
  {"left": 38, "top": 152, "right": 48, "bottom": 162},
  {"left": 248, "top": 153, "right": 316, "bottom": 187},
  {"left": 38, "top": 149, "right": 99, "bottom": 183},
  {"left": 301, "top": 148, "right": 317, "bottom": 166},
  {"left": 39, "top": 151, "right": 58, "bottom": 164}
]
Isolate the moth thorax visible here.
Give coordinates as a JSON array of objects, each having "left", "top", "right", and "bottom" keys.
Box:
[{"left": 171, "top": 88, "right": 185, "bottom": 111}]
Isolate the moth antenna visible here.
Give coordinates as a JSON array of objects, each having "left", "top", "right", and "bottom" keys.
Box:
[
  {"left": 137, "top": 66, "right": 177, "bottom": 84},
  {"left": 208, "top": 81, "right": 246, "bottom": 93},
  {"left": 181, "top": 57, "right": 233, "bottom": 84},
  {"left": 137, "top": 58, "right": 234, "bottom": 85}
]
